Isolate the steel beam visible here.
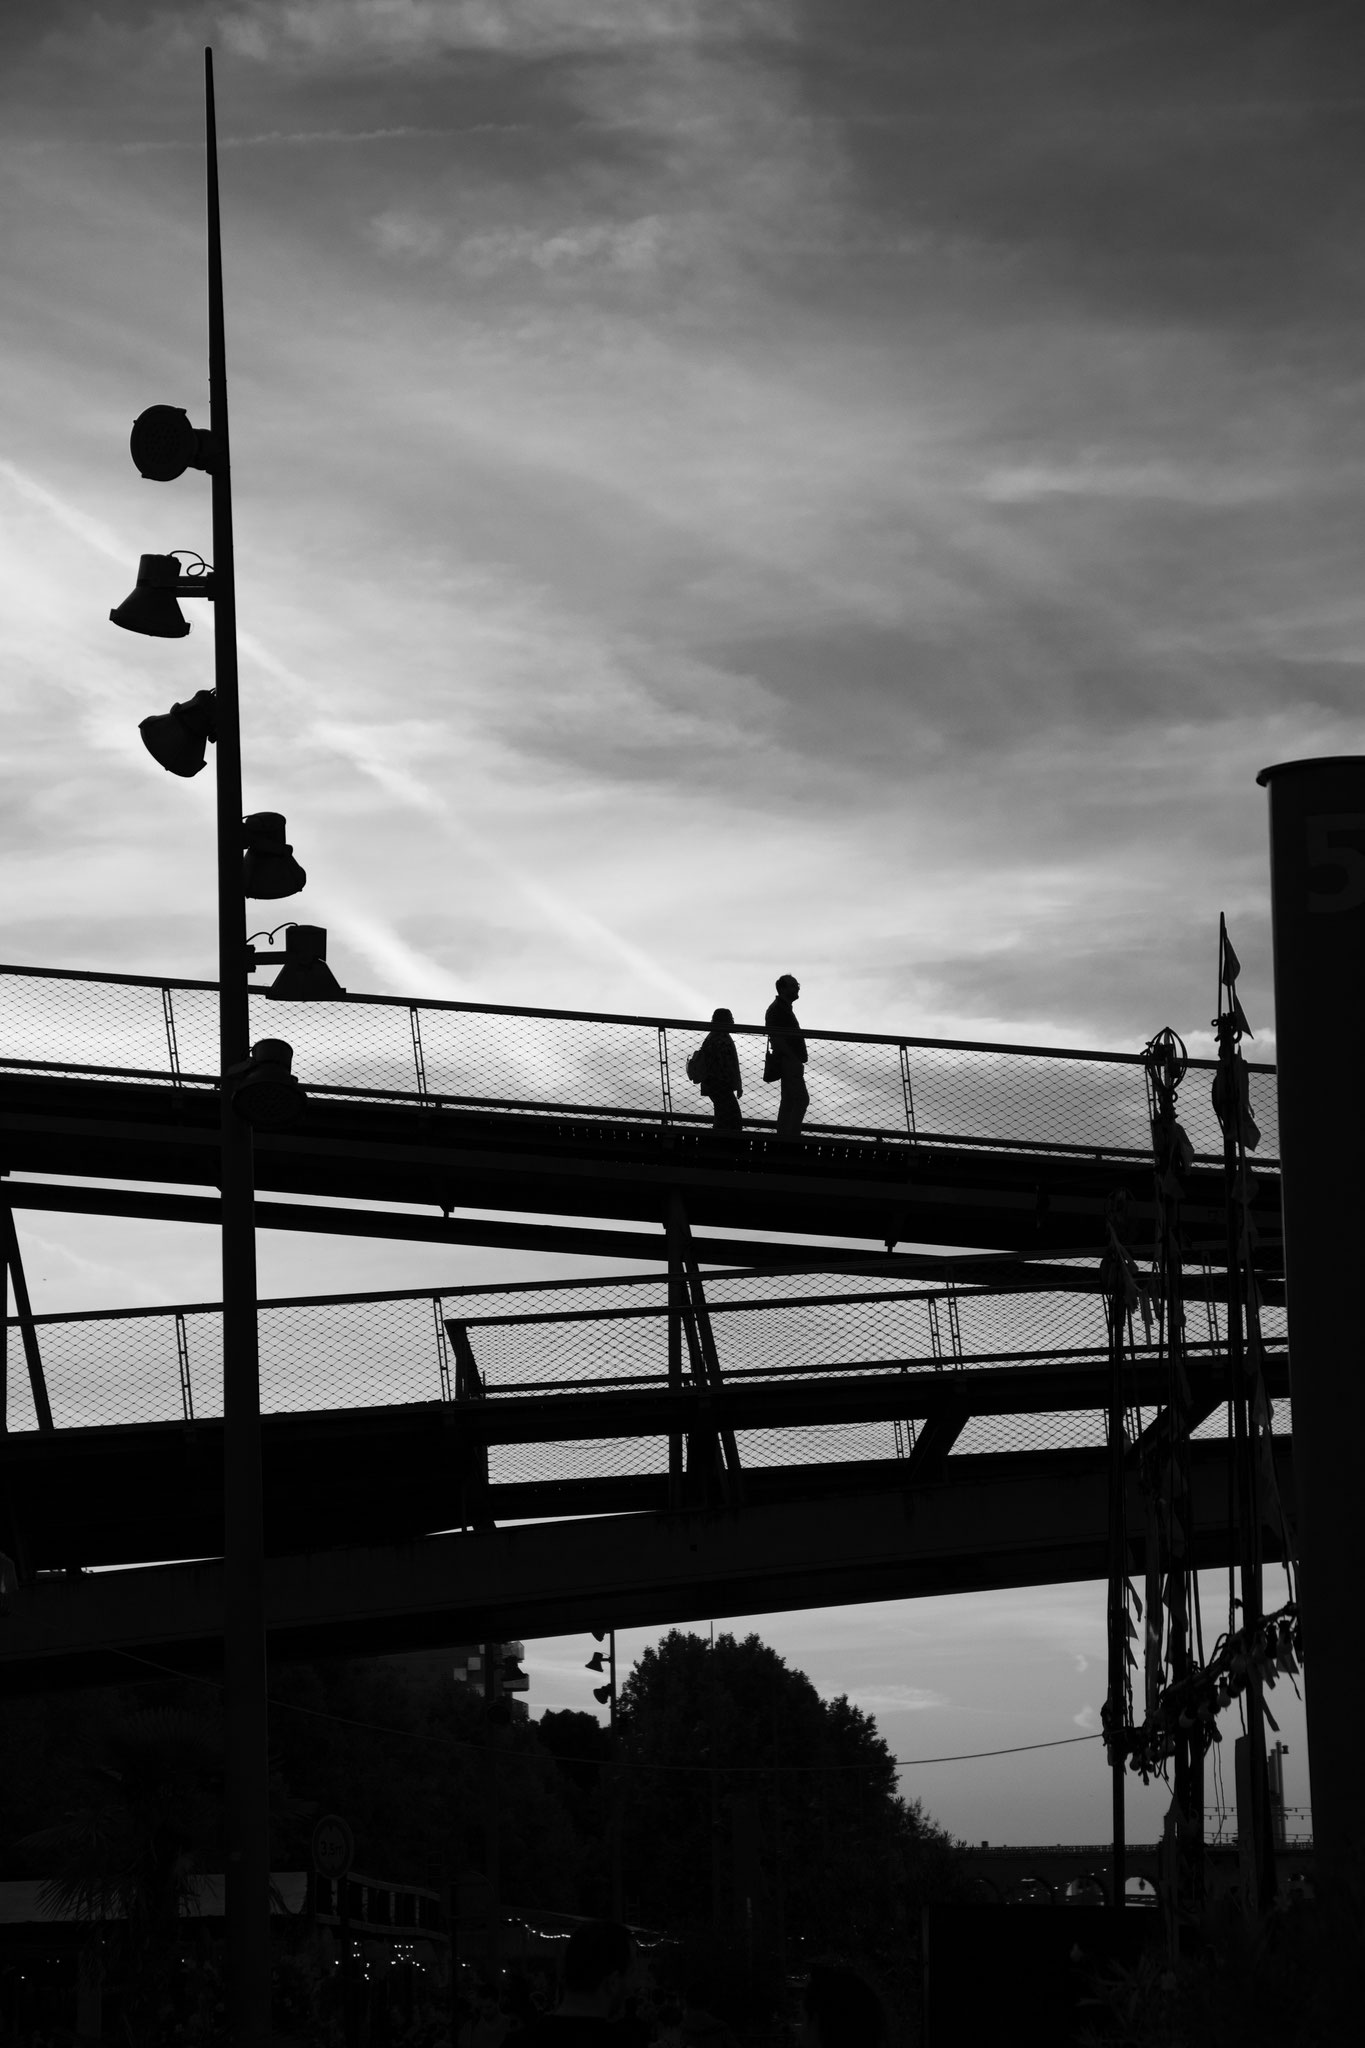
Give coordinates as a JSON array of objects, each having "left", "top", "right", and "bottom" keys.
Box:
[
  {"left": 0, "top": 1439, "right": 1295, "bottom": 1694},
  {"left": 0, "top": 1072, "right": 1281, "bottom": 1258}
]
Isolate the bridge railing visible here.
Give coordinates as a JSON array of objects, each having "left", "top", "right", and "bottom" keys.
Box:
[
  {"left": 0, "top": 964, "right": 1279, "bottom": 1163},
  {"left": 4, "top": 1267, "right": 1290, "bottom": 1470}
]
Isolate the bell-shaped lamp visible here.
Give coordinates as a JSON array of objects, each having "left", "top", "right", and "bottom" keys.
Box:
[
  {"left": 139, "top": 689, "right": 218, "bottom": 777},
  {"left": 242, "top": 813, "right": 307, "bottom": 900},
  {"left": 110, "top": 554, "right": 191, "bottom": 639},
  {"left": 232, "top": 1038, "right": 305, "bottom": 1130},
  {"left": 264, "top": 923, "right": 345, "bottom": 1000},
  {"left": 585, "top": 1651, "right": 606, "bottom": 1674},
  {"left": 592, "top": 1683, "right": 613, "bottom": 1707}
]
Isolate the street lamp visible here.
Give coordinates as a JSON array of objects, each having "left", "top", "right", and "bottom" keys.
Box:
[
  {"left": 110, "top": 49, "right": 280, "bottom": 2047},
  {"left": 139, "top": 688, "right": 218, "bottom": 777},
  {"left": 585, "top": 1632, "right": 617, "bottom": 1724},
  {"left": 251, "top": 923, "right": 347, "bottom": 1002},
  {"left": 110, "top": 549, "right": 215, "bottom": 639}
]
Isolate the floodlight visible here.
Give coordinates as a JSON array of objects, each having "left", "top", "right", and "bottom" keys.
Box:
[
  {"left": 110, "top": 554, "right": 192, "bottom": 638},
  {"left": 585, "top": 1652, "right": 606, "bottom": 1673},
  {"left": 242, "top": 813, "right": 307, "bottom": 900},
  {"left": 139, "top": 688, "right": 218, "bottom": 777},
  {"left": 592, "top": 1684, "right": 613, "bottom": 1707},
  {"left": 231, "top": 1038, "right": 305, "bottom": 1129},
  {"left": 264, "top": 923, "right": 345, "bottom": 1000},
  {"left": 129, "top": 405, "right": 216, "bottom": 482}
]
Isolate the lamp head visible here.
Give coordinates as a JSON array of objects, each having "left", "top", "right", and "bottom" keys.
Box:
[
  {"left": 139, "top": 688, "right": 217, "bottom": 777},
  {"left": 242, "top": 813, "right": 307, "bottom": 901},
  {"left": 129, "top": 406, "right": 213, "bottom": 482},
  {"left": 585, "top": 1652, "right": 606, "bottom": 1673},
  {"left": 231, "top": 1038, "right": 305, "bottom": 1129},
  {"left": 110, "top": 554, "right": 191, "bottom": 638},
  {"left": 264, "top": 923, "right": 345, "bottom": 1000},
  {"left": 592, "top": 1684, "right": 613, "bottom": 1707}
]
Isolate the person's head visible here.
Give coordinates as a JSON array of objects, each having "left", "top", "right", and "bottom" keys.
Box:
[
  {"left": 775, "top": 974, "right": 800, "bottom": 999},
  {"left": 563, "top": 1920, "right": 635, "bottom": 2013},
  {"left": 803, "top": 1964, "right": 885, "bottom": 2048},
  {"left": 711, "top": 1007, "right": 735, "bottom": 1030}
]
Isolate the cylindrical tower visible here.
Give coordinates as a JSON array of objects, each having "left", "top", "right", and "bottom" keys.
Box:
[{"left": 1256, "top": 755, "right": 1365, "bottom": 1920}]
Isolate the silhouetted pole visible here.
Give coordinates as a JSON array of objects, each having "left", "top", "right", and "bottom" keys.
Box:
[
  {"left": 1103, "top": 1274, "right": 1127, "bottom": 1909},
  {"left": 1256, "top": 756, "right": 1365, "bottom": 1926},
  {"left": 206, "top": 48, "right": 271, "bottom": 2047},
  {"left": 1217, "top": 986, "right": 1274, "bottom": 1914}
]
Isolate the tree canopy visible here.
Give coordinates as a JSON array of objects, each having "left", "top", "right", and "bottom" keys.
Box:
[{"left": 616, "top": 1629, "right": 963, "bottom": 1956}]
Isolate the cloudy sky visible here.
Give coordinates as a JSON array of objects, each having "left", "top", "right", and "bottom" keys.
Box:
[{"left": 1, "top": 0, "right": 1340, "bottom": 1840}]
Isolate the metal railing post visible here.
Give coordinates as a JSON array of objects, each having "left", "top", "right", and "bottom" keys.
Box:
[
  {"left": 657, "top": 1026, "right": 674, "bottom": 1122},
  {"left": 174, "top": 1310, "right": 194, "bottom": 1423},
  {"left": 409, "top": 1005, "right": 429, "bottom": 1101},
  {"left": 899, "top": 1043, "right": 917, "bottom": 1140},
  {"left": 1, "top": 1198, "right": 54, "bottom": 1433},
  {"left": 161, "top": 985, "right": 183, "bottom": 1086}
]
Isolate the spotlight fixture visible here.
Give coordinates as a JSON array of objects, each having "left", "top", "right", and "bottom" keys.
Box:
[
  {"left": 129, "top": 405, "right": 217, "bottom": 482},
  {"left": 262, "top": 923, "right": 345, "bottom": 1001},
  {"left": 110, "top": 554, "right": 192, "bottom": 638},
  {"left": 585, "top": 1651, "right": 607, "bottom": 1674},
  {"left": 592, "top": 1684, "right": 612, "bottom": 1707},
  {"left": 242, "top": 813, "right": 306, "bottom": 900},
  {"left": 110, "top": 551, "right": 215, "bottom": 638},
  {"left": 229, "top": 1038, "right": 305, "bottom": 1130},
  {"left": 139, "top": 688, "right": 218, "bottom": 777}
]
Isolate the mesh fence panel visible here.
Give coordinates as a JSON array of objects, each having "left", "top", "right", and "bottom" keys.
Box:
[
  {"left": 7, "top": 1267, "right": 1290, "bottom": 1500},
  {"left": 1, "top": 968, "right": 1278, "bottom": 1160}
]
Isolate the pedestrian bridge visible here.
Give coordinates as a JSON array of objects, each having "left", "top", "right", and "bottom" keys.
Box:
[
  {"left": 0, "top": 963, "right": 1292, "bottom": 1690},
  {"left": 0, "top": 963, "right": 1283, "bottom": 1261}
]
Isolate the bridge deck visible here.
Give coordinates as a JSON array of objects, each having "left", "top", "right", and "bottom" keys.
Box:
[{"left": 1, "top": 965, "right": 1282, "bottom": 1262}]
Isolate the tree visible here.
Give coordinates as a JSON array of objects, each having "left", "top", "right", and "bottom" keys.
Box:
[
  {"left": 615, "top": 1629, "right": 964, "bottom": 1965},
  {"left": 23, "top": 1702, "right": 224, "bottom": 2044}
]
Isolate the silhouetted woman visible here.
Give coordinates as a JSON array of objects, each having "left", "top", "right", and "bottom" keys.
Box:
[{"left": 698, "top": 1007, "right": 743, "bottom": 1131}]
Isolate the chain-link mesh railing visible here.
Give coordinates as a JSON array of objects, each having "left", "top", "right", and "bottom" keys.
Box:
[
  {"left": 0, "top": 964, "right": 1278, "bottom": 1161},
  {"left": 6, "top": 1269, "right": 1291, "bottom": 1500}
]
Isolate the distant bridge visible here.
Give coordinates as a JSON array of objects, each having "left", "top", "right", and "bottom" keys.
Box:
[{"left": 958, "top": 1839, "right": 1315, "bottom": 1905}]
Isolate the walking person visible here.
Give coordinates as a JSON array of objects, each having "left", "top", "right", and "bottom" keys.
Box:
[
  {"left": 765, "top": 973, "right": 809, "bottom": 1140},
  {"left": 688, "top": 1007, "right": 743, "bottom": 1132}
]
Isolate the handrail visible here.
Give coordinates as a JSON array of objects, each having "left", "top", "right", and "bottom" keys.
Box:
[{"left": 0, "top": 961, "right": 1276, "bottom": 1070}]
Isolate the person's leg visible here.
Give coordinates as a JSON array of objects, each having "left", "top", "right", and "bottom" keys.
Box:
[
  {"left": 713, "top": 1089, "right": 742, "bottom": 1132},
  {"left": 777, "top": 1059, "right": 807, "bottom": 1139}
]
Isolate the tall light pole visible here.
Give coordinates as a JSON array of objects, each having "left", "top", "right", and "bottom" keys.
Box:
[
  {"left": 204, "top": 50, "right": 272, "bottom": 2047},
  {"left": 110, "top": 49, "right": 278, "bottom": 2043}
]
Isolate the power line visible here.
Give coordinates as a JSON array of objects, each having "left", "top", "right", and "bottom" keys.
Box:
[{"left": 110, "top": 1648, "right": 1102, "bottom": 1775}]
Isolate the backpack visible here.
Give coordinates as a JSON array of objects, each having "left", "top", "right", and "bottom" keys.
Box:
[{"left": 685, "top": 1043, "right": 709, "bottom": 1086}]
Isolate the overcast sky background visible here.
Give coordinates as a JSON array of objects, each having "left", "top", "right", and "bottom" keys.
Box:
[{"left": 1, "top": 0, "right": 1341, "bottom": 1841}]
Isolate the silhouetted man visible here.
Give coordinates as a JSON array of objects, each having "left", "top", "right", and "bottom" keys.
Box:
[{"left": 765, "top": 973, "right": 809, "bottom": 1140}]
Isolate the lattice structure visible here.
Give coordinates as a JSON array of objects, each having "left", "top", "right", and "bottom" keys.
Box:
[{"left": 0, "top": 965, "right": 1279, "bottom": 1160}]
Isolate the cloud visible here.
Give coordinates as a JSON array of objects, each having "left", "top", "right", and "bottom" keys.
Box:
[
  {"left": 843, "top": 1684, "right": 949, "bottom": 1715},
  {"left": 221, "top": 0, "right": 792, "bottom": 68}
]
